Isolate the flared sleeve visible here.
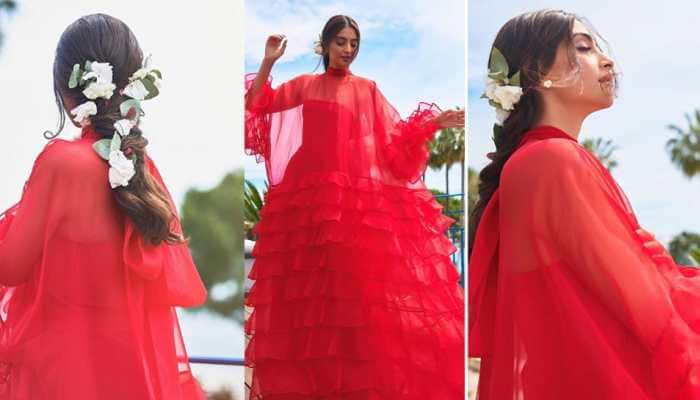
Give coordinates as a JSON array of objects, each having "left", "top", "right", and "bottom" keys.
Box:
[
  {"left": 244, "top": 73, "right": 307, "bottom": 162},
  {"left": 371, "top": 81, "right": 441, "bottom": 183},
  {"left": 0, "top": 140, "right": 75, "bottom": 285},
  {"left": 501, "top": 138, "right": 700, "bottom": 399},
  {"left": 122, "top": 155, "right": 207, "bottom": 307}
]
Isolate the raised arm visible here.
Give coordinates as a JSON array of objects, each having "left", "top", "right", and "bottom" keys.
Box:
[
  {"left": 246, "top": 34, "right": 286, "bottom": 104},
  {"left": 371, "top": 82, "right": 464, "bottom": 183}
]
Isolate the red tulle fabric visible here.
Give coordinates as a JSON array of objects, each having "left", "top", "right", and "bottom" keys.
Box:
[
  {"left": 0, "top": 126, "right": 207, "bottom": 399},
  {"left": 469, "top": 125, "right": 700, "bottom": 400},
  {"left": 244, "top": 67, "right": 465, "bottom": 399}
]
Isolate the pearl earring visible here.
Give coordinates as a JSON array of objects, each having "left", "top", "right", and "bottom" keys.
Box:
[{"left": 543, "top": 80, "right": 553, "bottom": 88}]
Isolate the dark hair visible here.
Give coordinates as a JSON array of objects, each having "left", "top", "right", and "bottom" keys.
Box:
[
  {"left": 318, "top": 15, "right": 360, "bottom": 70},
  {"left": 468, "top": 10, "right": 581, "bottom": 255},
  {"left": 50, "top": 13, "right": 181, "bottom": 245}
]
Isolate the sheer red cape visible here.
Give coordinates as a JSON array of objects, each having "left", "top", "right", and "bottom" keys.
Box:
[
  {"left": 469, "top": 125, "right": 700, "bottom": 399},
  {"left": 244, "top": 67, "right": 465, "bottom": 399},
  {"left": 0, "top": 126, "right": 207, "bottom": 399}
]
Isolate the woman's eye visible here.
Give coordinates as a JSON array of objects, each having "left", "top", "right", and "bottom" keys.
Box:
[
  {"left": 336, "top": 40, "right": 345, "bottom": 46},
  {"left": 576, "top": 45, "right": 592, "bottom": 52}
]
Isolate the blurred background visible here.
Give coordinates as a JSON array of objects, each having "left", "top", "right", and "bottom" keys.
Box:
[
  {"left": 0, "top": 1, "right": 245, "bottom": 399},
  {"left": 468, "top": 0, "right": 700, "bottom": 397}
]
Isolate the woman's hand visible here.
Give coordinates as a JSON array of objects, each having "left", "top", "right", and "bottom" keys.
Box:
[
  {"left": 264, "top": 34, "right": 287, "bottom": 63},
  {"left": 432, "top": 109, "right": 465, "bottom": 129}
]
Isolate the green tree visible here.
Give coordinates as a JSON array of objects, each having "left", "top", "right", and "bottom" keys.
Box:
[
  {"left": 181, "top": 170, "right": 245, "bottom": 324},
  {"left": 668, "top": 231, "right": 700, "bottom": 266},
  {"left": 582, "top": 137, "right": 619, "bottom": 172},
  {"left": 429, "top": 188, "right": 464, "bottom": 243},
  {"left": 467, "top": 167, "right": 479, "bottom": 217},
  {"left": 0, "top": 0, "right": 17, "bottom": 52},
  {"left": 427, "top": 124, "right": 465, "bottom": 198},
  {"left": 667, "top": 110, "right": 700, "bottom": 178},
  {"left": 243, "top": 179, "right": 267, "bottom": 240}
]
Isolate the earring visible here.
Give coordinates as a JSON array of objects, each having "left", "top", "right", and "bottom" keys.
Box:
[{"left": 543, "top": 80, "right": 553, "bottom": 89}]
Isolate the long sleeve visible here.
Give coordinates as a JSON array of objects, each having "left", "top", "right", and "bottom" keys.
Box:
[
  {"left": 244, "top": 73, "right": 308, "bottom": 162},
  {"left": 122, "top": 155, "right": 207, "bottom": 307},
  {"left": 0, "top": 141, "right": 76, "bottom": 285},
  {"left": 371, "top": 81, "right": 441, "bottom": 183},
  {"left": 500, "top": 138, "right": 700, "bottom": 399}
]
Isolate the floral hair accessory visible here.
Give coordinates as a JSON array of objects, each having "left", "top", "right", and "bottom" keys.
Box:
[
  {"left": 481, "top": 47, "right": 523, "bottom": 127},
  {"left": 68, "top": 56, "right": 162, "bottom": 189},
  {"left": 69, "top": 101, "right": 97, "bottom": 127},
  {"left": 313, "top": 34, "right": 323, "bottom": 55}
]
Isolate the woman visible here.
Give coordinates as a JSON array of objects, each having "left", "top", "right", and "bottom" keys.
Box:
[
  {"left": 469, "top": 9, "right": 700, "bottom": 400},
  {"left": 245, "top": 15, "right": 465, "bottom": 399},
  {"left": 0, "top": 14, "right": 207, "bottom": 399}
]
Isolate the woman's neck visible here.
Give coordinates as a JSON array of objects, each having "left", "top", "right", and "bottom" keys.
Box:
[{"left": 535, "top": 100, "right": 586, "bottom": 140}]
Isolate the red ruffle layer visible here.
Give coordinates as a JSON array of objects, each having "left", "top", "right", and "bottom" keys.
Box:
[{"left": 245, "top": 172, "right": 464, "bottom": 399}]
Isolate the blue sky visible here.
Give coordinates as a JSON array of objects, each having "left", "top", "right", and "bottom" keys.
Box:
[
  {"left": 469, "top": 0, "right": 700, "bottom": 245},
  {"left": 244, "top": 0, "right": 466, "bottom": 193}
]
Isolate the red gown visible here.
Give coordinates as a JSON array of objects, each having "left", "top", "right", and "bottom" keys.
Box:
[
  {"left": 244, "top": 67, "right": 465, "bottom": 399},
  {"left": 0, "top": 126, "right": 208, "bottom": 399},
  {"left": 469, "top": 125, "right": 700, "bottom": 399}
]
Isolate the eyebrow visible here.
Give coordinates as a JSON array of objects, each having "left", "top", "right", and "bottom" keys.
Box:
[
  {"left": 336, "top": 35, "right": 358, "bottom": 41},
  {"left": 572, "top": 32, "right": 593, "bottom": 42}
]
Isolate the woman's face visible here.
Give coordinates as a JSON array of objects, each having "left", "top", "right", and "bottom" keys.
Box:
[
  {"left": 542, "top": 20, "right": 616, "bottom": 113},
  {"left": 327, "top": 26, "right": 358, "bottom": 69}
]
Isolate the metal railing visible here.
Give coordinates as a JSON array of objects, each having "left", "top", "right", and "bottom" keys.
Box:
[
  {"left": 434, "top": 192, "right": 465, "bottom": 287},
  {"left": 189, "top": 356, "right": 244, "bottom": 366}
]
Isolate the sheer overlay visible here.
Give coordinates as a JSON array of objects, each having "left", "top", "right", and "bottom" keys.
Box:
[
  {"left": 0, "top": 127, "right": 207, "bottom": 399},
  {"left": 469, "top": 125, "right": 700, "bottom": 399},
  {"left": 244, "top": 67, "right": 465, "bottom": 399}
]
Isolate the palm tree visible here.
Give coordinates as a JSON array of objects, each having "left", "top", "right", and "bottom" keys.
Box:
[
  {"left": 243, "top": 179, "right": 267, "bottom": 240},
  {"left": 467, "top": 167, "right": 479, "bottom": 216},
  {"left": 427, "top": 133, "right": 447, "bottom": 185},
  {"left": 0, "top": 0, "right": 17, "bottom": 52},
  {"left": 667, "top": 110, "right": 700, "bottom": 178},
  {"left": 668, "top": 231, "right": 700, "bottom": 266},
  {"left": 582, "top": 137, "right": 619, "bottom": 172}
]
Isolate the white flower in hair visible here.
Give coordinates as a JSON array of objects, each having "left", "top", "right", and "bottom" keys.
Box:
[
  {"left": 482, "top": 47, "right": 524, "bottom": 127},
  {"left": 129, "top": 67, "right": 150, "bottom": 81},
  {"left": 70, "top": 101, "right": 97, "bottom": 126},
  {"left": 114, "top": 118, "right": 135, "bottom": 136},
  {"left": 83, "top": 62, "right": 114, "bottom": 84},
  {"left": 122, "top": 80, "right": 149, "bottom": 101},
  {"left": 488, "top": 84, "right": 523, "bottom": 111},
  {"left": 108, "top": 149, "right": 136, "bottom": 189},
  {"left": 83, "top": 81, "right": 117, "bottom": 100},
  {"left": 494, "top": 107, "right": 511, "bottom": 126},
  {"left": 313, "top": 34, "right": 323, "bottom": 55}
]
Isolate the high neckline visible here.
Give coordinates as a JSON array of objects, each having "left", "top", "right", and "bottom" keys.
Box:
[
  {"left": 324, "top": 66, "right": 351, "bottom": 77},
  {"left": 518, "top": 125, "right": 577, "bottom": 148}
]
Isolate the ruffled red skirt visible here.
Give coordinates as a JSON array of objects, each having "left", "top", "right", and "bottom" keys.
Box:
[{"left": 245, "top": 171, "right": 465, "bottom": 399}]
